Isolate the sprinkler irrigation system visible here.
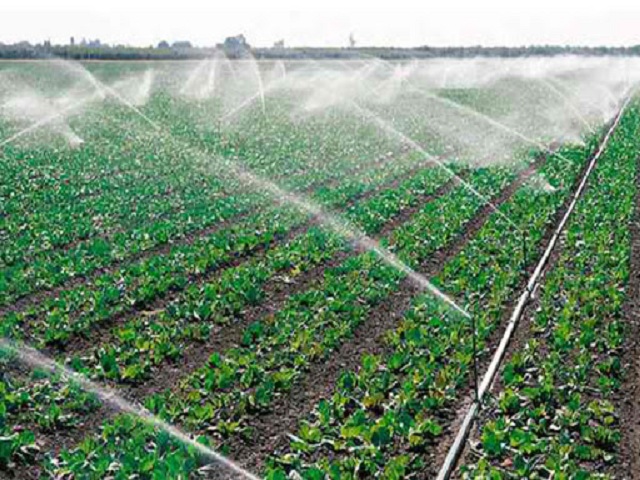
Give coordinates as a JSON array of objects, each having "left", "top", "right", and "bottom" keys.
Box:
[
  {"left": 1, "top": 54, "right": 636, "bottom": 479},
  {"left": 0, "top": 338, "right": 261, "bottom": 480},
  {"left": 435, "top": 91, "right": 634, "bottom": 480}
]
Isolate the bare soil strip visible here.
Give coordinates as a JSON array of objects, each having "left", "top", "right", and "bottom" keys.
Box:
[
  {"left": 108, "top": 173, "right": 460, "bottom": 399},
  {"left": 446, "top": 128, "right": 629, "bottom": 478},
  {"left": 615, "top": 155, "right": 640, "bottom": 479},
  {"left": 35, "top": 162, "right": 448, "bottom": 361},
  {"left": 0, "top": 210, "right": 251, "bottom": 318},
  {"left": 0, "top": 364, "right": 118, "bottom": 480},
  {"left": 0, "top": 146, "right": 415, "bottom": 317},
  {"left": 222, "top": 159, "right": 544, "bottom": 472}
]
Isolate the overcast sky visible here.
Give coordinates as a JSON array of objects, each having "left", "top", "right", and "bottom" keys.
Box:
[{"left": 2, "top": 0, "right": 640, "bottom": 48}]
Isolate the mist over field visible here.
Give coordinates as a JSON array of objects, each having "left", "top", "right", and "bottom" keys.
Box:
[{"left": 2, "top": 25, "right": 640, "bottom": 479}]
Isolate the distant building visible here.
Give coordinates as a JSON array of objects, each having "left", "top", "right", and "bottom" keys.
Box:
[
  {"left": 157, "top": 40, "right": 170, "bottom": 49},
  {"left": 349, "top": 33, "right": 356, "bottom": 48},
  {"left": 172, "top": 41, "right": 193, "bottom": 50},
  {"left": 273, "top": 39, "right": 285, "bottom": 49},
  {"left": 221, "top": 34, "right": 250, "bottom": 57},
  {"left": 70, "top": 36, "right": 75, "bottom": 46}
]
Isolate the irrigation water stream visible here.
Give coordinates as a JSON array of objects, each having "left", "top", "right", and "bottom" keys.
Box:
[
  {"left": 435, "top": 91, "right": 635, "bottom": 480},
  {"left": 0, "top": 338, "right": 261, "bottom": 480},
  {"left": 0, "top": 57, "right": 472, "bottom": 479},
  {"left": 0, "top": 57, "right": 632, "bottom": 479}
]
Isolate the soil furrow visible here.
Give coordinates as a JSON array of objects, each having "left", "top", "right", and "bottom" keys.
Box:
[
  {"left": 125, "top": 175, "right": 459, "bottom": 401},
  {"left": 614, "top": 154, "right": 640, "bottom": 480},
  {"left": 6, "top": 145, "right": 411, "bottom": 275},
  {"left": 0, "top": 210, "right": 253, "bottom": 318},
  {"left": 223, "top": 159, "right": 544, "bottom": 473},
  {"left": 445, "top": 141, "right": 617, "bottom": 478},
  {"left": 0, "top": 148, "right": 422, "bottom": 319},
  {"left": 34, "top": 160, "right": 444, "bottom": 359},
  {"left": 0, "top": 363, "right": 118, "bottom": 480}
]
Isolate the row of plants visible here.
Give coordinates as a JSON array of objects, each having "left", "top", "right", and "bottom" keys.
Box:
[
  {"left": 2, "top": 155, "right": 231, "bottom": 267},
  {"left": 1, "top": 140, "right": 432, "bottom": 310},
  {"left": 1, "top": 94, "right": 424, "bottom": 304},
  {"left": 1, "top": 90, "right": 402, "bottom": 218},
  {"left": 461, "top": 102, "right": 640, "bottom": 478},
  {"left": 260, "top": 129, "right": 602, "bottom": 479},
  {"left": 39, "top": 160, "right": 520, "bottom": 478},
  {"left": 0, "top": 357, "right": 101, "bottom": 470},
  {"left": 1, "top": 160, "right": 454, "bottom": 349},
  {"left": 1, "top": 98, "right": 410, "bottom": 269},
  {"left": 144, "top": 165, "right": 515, "bottom": 428},
  {"left": 0, "top": 102, "right": 225, "bottom": 222},
  {"left": 70, "top": 165, "right": 458, "bottom": 382}
]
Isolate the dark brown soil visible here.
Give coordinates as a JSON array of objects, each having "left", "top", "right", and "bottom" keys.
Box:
[
  {"left": 448, "top": 130, "right": 627, "bottom": 477},
  {"left": 0, "top": 209, "right": 254, "bottom": 319},
  {"left": 126, "top": 249, "right": 355, "bottom": 400},
  {"left": 0, "top": 364, "right": 117, "bottom": 480},
  {"left": 615, "top": 154, "right": 640, "bottom": 480},
  {"left": 1, "top": 160, "right": 450, "bottom": 480},
  {"left": 450, "top": 194, "right": 571, "bottom": 477},
  {"left": 219, "top": 158, "right": 545, "bottom": 473},
  {"left": 0, "top": 146, "right": 413, "bottom": 319},
  {"left": 125, "top": 173, "right": 458, "bottom": 401},
  {"left": 40, "top": 220, "right": 312, "bottom": 359},
  {"left": 38, "top": 160, "right": 446, "bottom": 361},
  {"left": 1, "top": 154, "right": 549, "bottom": 480}
]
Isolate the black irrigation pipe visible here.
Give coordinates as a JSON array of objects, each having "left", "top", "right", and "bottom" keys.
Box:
[{"left": 437, "top": 93, "right": 634, "bottom": 480}]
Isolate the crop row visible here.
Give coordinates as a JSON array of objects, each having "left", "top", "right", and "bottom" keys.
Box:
[
  {"left": 0, "top": 136, "right": 427, "bottom": 309},
  {"left": 261, "top": 133, "right": 601, "bottom": 479},
  {"left": 461, "top": 102, "right": 640, "bottom": 478},
  {"left": 142, "top": 165, "right": 515, "bottom": 432},
  {"left": 1, "top": 97, "right": 407, "bottom": 249},
  {"left": 0, "top": 361, "right": 101, "bottom": 470},
  {"left": 39, "top": 159, "right": 522, "bottom": 477},
  {"left": 71, "top": 164, "right": 460, "bottom": 383},
  {"left": 2, "top": 94, "right": 424, "bottom": 300},
  {"left": 1, "top": 161, "right": 454, "bottom": 350}
]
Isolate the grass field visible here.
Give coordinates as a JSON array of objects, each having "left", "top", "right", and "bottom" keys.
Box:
[{"left": 1, "top": 57, "right": 640, "bottom": 479}]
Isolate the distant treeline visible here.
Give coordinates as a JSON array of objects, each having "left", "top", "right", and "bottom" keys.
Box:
[{"left": 2, "top": 43, "right": 640, "bottom": 60}]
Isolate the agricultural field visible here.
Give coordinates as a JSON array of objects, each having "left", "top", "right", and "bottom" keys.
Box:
[{"left": 1, "top": 56, "right": 640, "bottom": 480}]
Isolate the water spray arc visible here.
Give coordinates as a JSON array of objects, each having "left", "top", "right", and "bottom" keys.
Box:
[
  {"left": 0, "top": 92, "right": 97, "bottom": 148},
  {"left": 1, "top": 56, "right": 475, "bottom": 476},
  {"left": 201, "top": 157, "right": 472, "bottom": 320},
  {"left": 220, "top": 90, "right": 264, "bottom": 123},
  {"left": 347, "top": 100, "right": 522, "bottom": 401},
  {"left": 404, "top": 80, "right": 561, "bottom": 162},
  {"left": 545, "top": 76, "right": 610, "bottom": 121},
  {"left": 348, "top": 100, "right": 523, "bottom": 234},
  {"left": 0, "top": 61, "right": 159, "bottom": 150},
  {"left": 57, "top": 58, "right": 470, "bottom": 319},
  {"left": 397, "top": 78, "right": 590, "bottom": 266},
  {"left": 49, "top": 57, "right": 161, "bottom": 131},
  {"left": 536, "top": 77, "right": 595, "bottom": 134},
  {"left": 0, "top": 338, "right": 261, "bottom": 480},
  {"left": 350, "top": 72, "right": 569, "bottom": 401},
  {"left": 250, "top": 57, "right": 267, "bottom": 117}
]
